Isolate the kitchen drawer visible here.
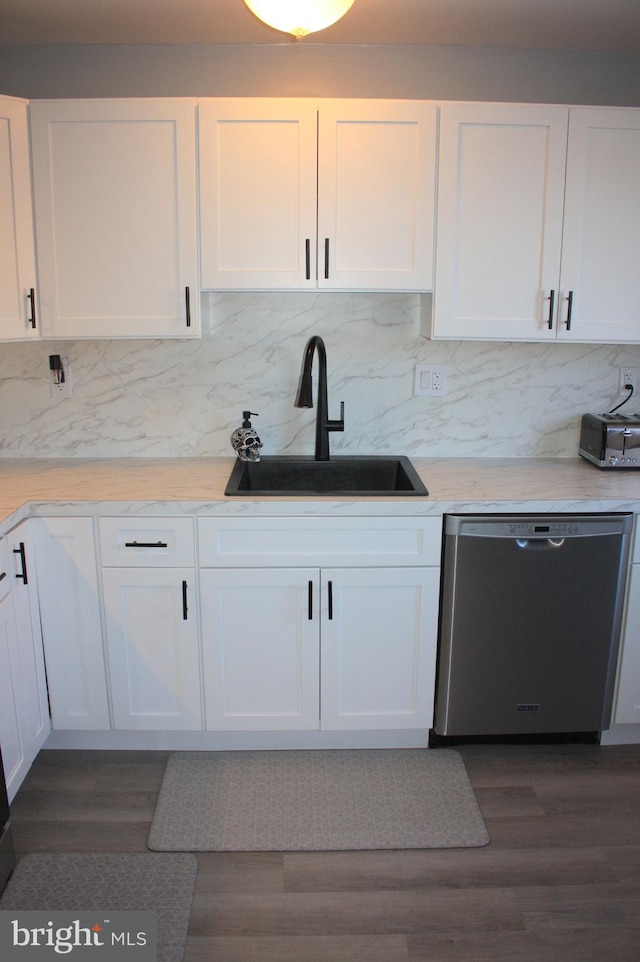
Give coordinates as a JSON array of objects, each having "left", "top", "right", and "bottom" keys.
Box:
[
  {"left": 99, "top": 517, "right": 195, "bottom": 567},
  {"left": 0, "top": 538, "right": 11, "bottom": 601},
  {"left": 198, "top": 517, "right": 443, "bottom": 567}
]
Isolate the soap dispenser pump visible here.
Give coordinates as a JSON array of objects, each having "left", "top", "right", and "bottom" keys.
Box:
[{"left": 230, "top": 411, "right": 263, "bottom": 462}]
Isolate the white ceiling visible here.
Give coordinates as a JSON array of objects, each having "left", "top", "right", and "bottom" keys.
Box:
[{"left": 1, "top": 0, "right": 639, "bottom": 53}]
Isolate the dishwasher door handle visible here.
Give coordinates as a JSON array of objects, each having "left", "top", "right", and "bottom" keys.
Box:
[{"left": 516, "top": 538, "right": 566, "bottom": 549}]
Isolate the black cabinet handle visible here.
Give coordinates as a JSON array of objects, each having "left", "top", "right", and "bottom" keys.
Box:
[
  {"left": 182, "top": 580, "right": 188, "bottom": 620},
  {"left": 328, "top": 580, "right": 333, "bottom": 620},
  {"left": 13, "top": 542, "right": 28, "bottom": 584},
  {"left": 0, "top": 572, "right": 6, "bottom": 582},
  {"left": 124, "top": 540, "right": 168, "bottom": 549},
  {"left": 305, "top": 239, "right": 311, "bottom": 280},
  {"left": 308, "top": 580, "right": 313, "bottom": 620},
  {"left": 565, "top": 290, "right": 574, "bottom": 331},
  {"left": 547, "top": 289, "right": 555, "bottom": 330},
  {"left": 185, "top": 286, "right": 191, "bottom": 328},
  {"left": 28, "top": 288, "right": 37, "bottom": 329},
  {"left": 324, "top": 238, "right": 330, "bottom": 280}
]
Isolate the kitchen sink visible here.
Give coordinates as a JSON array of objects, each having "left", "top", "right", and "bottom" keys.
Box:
[{"left": 224, "top": 456, "right": 428, "bottom": 496}]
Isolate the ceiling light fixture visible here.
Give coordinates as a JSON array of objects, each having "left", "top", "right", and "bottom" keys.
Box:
[{"left": 243, "top": 0, "right": 356, "bottom": 39}]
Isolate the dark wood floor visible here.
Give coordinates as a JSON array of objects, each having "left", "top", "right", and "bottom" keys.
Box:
[{"left": 7, "top": 742, "right": 640, "bottom": 962}]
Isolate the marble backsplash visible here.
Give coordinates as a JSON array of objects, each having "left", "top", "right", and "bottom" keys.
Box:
[{"left": 1, "top": 292, "right": 639, "bottom": 460}]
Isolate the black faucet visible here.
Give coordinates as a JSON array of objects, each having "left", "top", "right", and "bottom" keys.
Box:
[{"left": 294, "top": 335, "right": 345, "bottom": 461}]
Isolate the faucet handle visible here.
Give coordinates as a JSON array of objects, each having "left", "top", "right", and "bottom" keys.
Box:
[{"left": 328, "top": 401, "right": 345, "bottom": 433}]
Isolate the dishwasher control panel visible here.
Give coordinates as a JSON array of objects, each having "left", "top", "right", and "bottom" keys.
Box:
[{"left": 446, "top": 514, "right": 633, "bottom": 540}]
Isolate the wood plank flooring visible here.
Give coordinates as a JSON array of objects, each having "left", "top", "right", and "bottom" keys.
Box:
[{"left": 7, "top": 743, "right": 640, "bottom": 961}]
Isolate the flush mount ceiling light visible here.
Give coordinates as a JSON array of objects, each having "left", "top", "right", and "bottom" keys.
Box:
[{"left": 243, "top": 0, "right": 356, "bottom": 39}]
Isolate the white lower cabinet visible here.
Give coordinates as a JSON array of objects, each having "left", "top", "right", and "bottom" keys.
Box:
[
  {"left": 201, "top": 568, "right": 319, "bottom": 731},
  {"left": 98, "top": 517, "right": 201, "bottom": 731},
  {"left": 102, "top": 568, "right": 201, "bottom": 730},
  {"left": 199, "top": 517, "right": 442, "bottom": 737},
  {"left": 0, "top": 587, "right": 24, "bottom": 799},
  {"left": 614, "top": 562, "right": 640, "bottom": 725},
  {"left": 32, "top": 517, "right": 110, "bottom": 730},
  {"left": 7, "top": 521, "right": 50, "bottom": 754},
  {"left": 320, "top": 567, "right": 439, "bottom": 731},
  {"left": 201, "top": 564, "right": 437, "bottom": 733},
  {"left": 0, "top": 525, "right": 50, "bottom": 801}
]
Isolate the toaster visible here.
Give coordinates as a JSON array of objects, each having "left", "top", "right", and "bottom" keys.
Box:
[{"left": 579, "top": 413, "right": 640, "bottom": 468}]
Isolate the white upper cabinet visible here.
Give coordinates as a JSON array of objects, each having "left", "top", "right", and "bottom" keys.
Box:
[
  {"left": 430, "top": 102, "right": 568, "bottom": 340},
  {"left": 316, "top": 100, "right": 436, "bottom": 291},
  {"left": 29, "top": 98, "right": 200, "bottom": 338},
  {"left": 199, "top": 99, "right": 317, "bottom": 290},
  {"left": 429, "top": 103, "right": 640, "bottom": 343},
  {"left": 199, "top": 98, "right": 437, "bottom": 291},
  {"left": 558, "top": 107, "right": 640, "bottom": 343},
  {"left": 0, "top": 95, "right": 38, "bottom": 341}
]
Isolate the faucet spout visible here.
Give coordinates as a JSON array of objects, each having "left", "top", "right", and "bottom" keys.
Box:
[{"left": 294, "top": 335, "right": 345, "bottom": 461}]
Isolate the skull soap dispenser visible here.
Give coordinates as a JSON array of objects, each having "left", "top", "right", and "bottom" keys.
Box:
[{"left": 230, "top": 411, "right": 263, "bottom": 462}]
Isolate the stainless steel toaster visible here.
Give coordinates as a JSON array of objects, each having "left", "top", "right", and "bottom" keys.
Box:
[{"left": 579, "top": 413, "right": 640, "bottom": 468}]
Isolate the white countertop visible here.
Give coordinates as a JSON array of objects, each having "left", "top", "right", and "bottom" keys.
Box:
[{"left": 1, "top": 456, "right": 640, "bottom": 530}]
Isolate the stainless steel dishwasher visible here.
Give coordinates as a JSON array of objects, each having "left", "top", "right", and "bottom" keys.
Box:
[{"left": 434, "top": 514, "right": 633, "bottom": 739}]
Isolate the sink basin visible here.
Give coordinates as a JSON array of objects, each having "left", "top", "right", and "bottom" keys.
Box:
[{"left": 224, "top": 456, "right": 428, "bottom": 497}]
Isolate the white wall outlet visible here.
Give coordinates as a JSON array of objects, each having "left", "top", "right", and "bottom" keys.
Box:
[
  {"left": 50, "top": 360, "right": 73, "bottom": 399},
  {"left": 414, "top": 364, "right": 448, "bottom": 397},
  {"left": 619, "top": 367, "right": 638, "bottom": 395}
]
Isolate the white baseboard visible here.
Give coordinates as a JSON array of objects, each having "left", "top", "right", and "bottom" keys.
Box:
[
  {"left": 600, "top": 724, "right": 640, "bottom": 745},
  {"left": 43, "top": 728, "right": 430, "bottom": 751}
]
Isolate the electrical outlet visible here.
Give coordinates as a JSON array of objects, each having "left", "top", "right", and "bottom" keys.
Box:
[
  {"left": 414, "top": 365, "right": 448, "bottom": 397},
  {"left": 50, "top": 360, "right": 73, "bottom": 399},
  {"left": 619, "top": 367, "right": 638, "bottom": 395}
]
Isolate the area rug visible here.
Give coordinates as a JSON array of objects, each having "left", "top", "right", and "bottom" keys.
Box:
[
  {"left": 0, "top": 853, "right": 197, "bottom": 962},
  {"left": 147, "top": 749, "right": 489, "bottom": 852}
]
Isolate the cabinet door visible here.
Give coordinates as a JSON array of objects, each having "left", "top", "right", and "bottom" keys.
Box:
[
  {"left": 201, "top": 568, "right": 320, "bottom": 731},
  {"left": 317, "top": 100, "right": 437, "bottom": 291},
  {"left": 431, "top": 102, "right": 568, "bottom": 340},
  {"left": 30, "top": 98, "right": 199, "bottom": 338},
  {"left": 0, "top": 590, "right": 24, "bottom": 801},
  {"left": 615, "top": 563, "right": 640, "bottom": 725},
  {"left": 32, "top": 518, "right": 110, "bottom": 730},
  {"left": 199, "top": 98, "right": 318, "bottom": 290},
  {"left": 558, "top": 107, "right": 640, "bottom": 343},
  {"left": 102, "top": 568, "right": 201, "bottom": 731},
  {"left": 8, "top": 521, "right": 50, "bottom": 758},
  {"left": 0, "top": 528, "right": 49, "bottom": 801},
  {"left": 0, "top": 95, "right": 37, "bottom": 341},
  {"left": 320, "top": 567, "right": 439, "bottom": 731}
]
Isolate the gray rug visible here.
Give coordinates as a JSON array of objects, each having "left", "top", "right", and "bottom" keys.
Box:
[
  {"left": 148, "top": 749, "right": 489, "bottom": 852},
  {"left": 0, "top": 853, "right": 197, "bottom": 962}
]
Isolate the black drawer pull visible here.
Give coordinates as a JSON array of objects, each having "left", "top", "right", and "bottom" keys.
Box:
[
  {"left": 182, "top": 580, "right": 189, "bottom": 620},
  {"left": 328, "top": 580, "right": 333, "bottom": 620},
  {"left": 308, "top": 580, "right": 313, "bottom": 620},
  {"left": 0, "top": 571, "right": 6, "bottom": 582},
  {"left": 13, "top": 542, "right": 28, "bottom": 584},
  {"left": 28, "top": 288, "right": 37, "bottom": 329},
  {"left": 124, "top": 540, "right": 169, "bottom": 549},
  {"left": 565, "top": 290, "right": 574, "bottom": 331}
]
